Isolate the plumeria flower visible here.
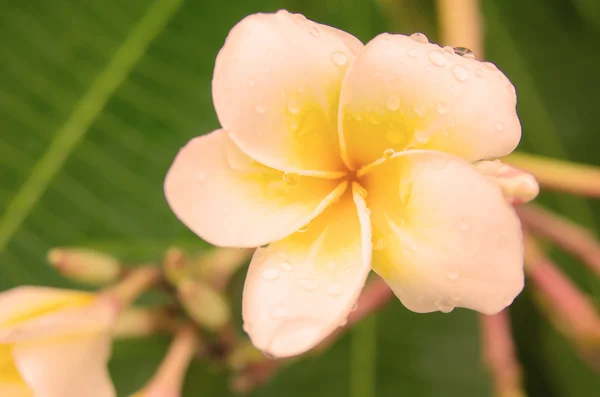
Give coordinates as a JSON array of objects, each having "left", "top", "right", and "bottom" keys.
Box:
[
  {"left": 0, "top": 287, "right": 117, "bottom": 397},
  {"left": 165, "top": 10, "right": 533, "bottom": 358}
]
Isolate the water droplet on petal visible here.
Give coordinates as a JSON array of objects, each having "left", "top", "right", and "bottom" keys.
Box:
[
  {"left": 309, "top": 26, "right": 320, "bottom": 37},
  {"left": 339, "top": 318, "right": 348, "bottom": 327},
  {"left": 243, "top": 323, "right": 251, "bottom": 333},
  {"left": 414, "top": 103, "right": 426, "bottom": 117},
  {"left": 459, "top": 218, "right": 471, "bottom": 231},
  {"left": 355, "top": 184, "right": 368, "bottom": 199},
  {"left": 351, "top": 303, "right": 358, "bottom": 312},
  {"left": 288, "top": 98, "right": 301, "bottom": 114},
  {"left": 374, "top": 238, "right": 386, "bottom": 251},
  {"left": 437, "top": 102, "right": 449, "bottom": 114},
  {"left": 268, "top": 318, "right": 325, "bottom": 356},
  {"left": 271, "top": 305, "right": 288, "bottom": 319},
  {"left": 451, "top": 64, "right": 469, "bottom": 82},
  {"left": 327, "top": 283, "right": 343, "bottom": 296},
  {"left": 443, "top": 45, "right": 455, "bottom": 54},
  {"left": 453, "top": 47, "right": 475, "bottom": 59},
  {"left": 437, "top": 301, "right": 455, "bottom": 313},
  {"left": 280, "top": 262, "right": 293, "bottom": 272},
  {"left": 495, "top": 121, "right": 504, "bottom": 132},
  {"left": 387, "top": 95, "right": 400, "bottom": 111},
  {"left": 255, "top": 103, "right": 267, "bottom": 114},
  {"left": 408, "top": 48, "right": 419, "bottom": 58},
  {"left": 414, "top": 130, "right": 430, "bottom": 144},
  {"left": 428, "top": 49, "right": 447, "bottom": 66},
  {"left": 383, "top": 148, "right": 395, "bottom": 159},
  {"left": 283, "top": 172, "right": 299, "bottom": 186},
  {"left": 296, "top": 278, "right": 320, "bottom": 291},
  {"left": 410, "top": 32, "right": 429, "bottom": 44},
  {"left": 484, "top": 62, "right": 498, "bottom": 70},
  {"left": 447, "top": 271, "right": 460, "bottom": 280},
  {"left": 297, "top": 224, "right": 309, "bottom": 233},
  {"left": 475, "top": 68, "right": 484, "bottom": 77},
  {"left": 263, "top": 268, "right": 280, "bottom": 281},
  {"left": 331, "top": 51, "right": 347, "bottom": 66}
]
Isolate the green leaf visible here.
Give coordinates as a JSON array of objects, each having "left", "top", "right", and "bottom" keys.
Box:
[{"left": 1, "top": 0, "right": 599, "bottom": 396}]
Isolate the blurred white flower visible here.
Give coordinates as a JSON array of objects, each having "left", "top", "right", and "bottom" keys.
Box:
[{"left": 0, "top": 287, "right": 118, "bottom": 397}]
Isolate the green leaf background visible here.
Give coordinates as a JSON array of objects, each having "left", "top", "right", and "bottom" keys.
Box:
[{"left": 1, "top": 0, "right": 599, "bottom": 395}]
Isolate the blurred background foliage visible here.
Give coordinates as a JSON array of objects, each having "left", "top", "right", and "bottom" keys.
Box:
[{"left": 1, "top": 0, "right": 599, "bottom": 395}]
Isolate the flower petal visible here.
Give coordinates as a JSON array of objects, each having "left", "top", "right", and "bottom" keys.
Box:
[
  {"left": 339, "top": 33, "right": 520, "bottom": 170},
  {"left": 242, "top": 184, "right": 371, "bottom": 357},
  {"left": 0, "top": 298, "right": 116, "bottom": 344},
  {"left": 213, "top": 10, "right": 362, "bottom": 176},
  {"left": 361, "top": 150, "right": 524, "bottom": 315},
  {"left": 0, "top": 287, "right": 94, "bottom": 327},
  {"left": 164, "top": 130, "right": 348, "bottom": 247},
  {"left": 13, "top": 333, "right": 115, "bottom": 397}
]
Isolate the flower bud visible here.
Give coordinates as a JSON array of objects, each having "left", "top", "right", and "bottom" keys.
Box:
[
  {"left": 177, "top": 279, "right": 230, "bottom": 331},
  {"left": 475, "top": 160, "right": 539, "bottom": 205},
  {"left": 48, "top": 247, "right": 121, "bottom": 285}
]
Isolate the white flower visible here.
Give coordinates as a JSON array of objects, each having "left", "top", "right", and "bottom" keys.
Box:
[{"left": 165, "top": 10, "right": 528, "bottom": 358}]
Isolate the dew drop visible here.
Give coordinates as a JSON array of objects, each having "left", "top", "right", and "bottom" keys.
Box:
[
  {"left": 383, "top": 148, "right": 395, "bottom": 159},
  {"left": 331, "top": 51, "right": 347, "bottom": 66},
  {"left": 484, "top": 62, "right": 498, "bottom": 70},
  {"left": 263, "top": 268, "right": 280, "bottom": 281},
  {"left": 414, "top": 130, "right": 430, "bottom": 144},
  {"left": 413, "top": 103, "right": 426, "bottom": 117},
  {"left": 428, "top": 49, "right": 447, "bottom": 67},
  {"left": 355, "top": 184, "right": 368, "bottom": 199},
  {"left": 297, "top": 224, "right": 309, "bottom": 233},
  {"left": 327, "top": 283, "right": 343, "bottom": 296},
  {"left": 453, "top": 47, "right": 475, "bottom": 59},
  {"left": 283, "top": 172, "right": 299, "bottom": 186},
  {"left": 437, "top": 301, "right": 455, "bottom": 313},
  {"left": 280, "top": 262, "right": 293, "bottom": 272},
  {"left": 288, "top": 98, "right": 301, "bottom": 114},
  {"left": 255, "top": 103, "right": 267, "bottom": 114},
  {"left": 296, "top": 278, "right": 319, "bottom": 291},
  {"left": 351, "top": 303, "right": 358, "bottom": 312},
  {"left": 243, "top": 323, "right": 251, "bottom": 333},
  {"left": 495, "top": 121, "right": 504, "bottom": 132},
  {"left": 409, "top": 32, "right": 429, "bottom": 44},
  {"left": 459, "top": 218, "right": 470, "bottom": 231},
  {"left": 248, "top": 78, "right": 256, "bottom": 87},
  {"left": 443, "top": 45, "right": 455, "bottom": 55},
  {"left": 374, "top": 238, "right": 386, "bottom": 251},
  {"left": 271, "top": 305, "right": 288, "bottom": 319},
  {"left": 387, "top": 95, "right": 400, "bottom": 111},
  {"left": 339, "top": 318, "right": 348, "bottom": 327},
  {"left": 437, "top": 102, "right": 449, "bottom": 114},
  {"left": 451, "top": 64, "right": 469, "bottom": 82},
  {"left": 309, "top": 26, "right": 320, "bottom": 37},
  {"left": 447, "top": 271, "right": 460, "bottom": 280},
  {"left": 408, "top": 48, "right": 419, "bottom": 58},
  {"left": 475, "top": 68, "right": 484, "bottom": 77}
]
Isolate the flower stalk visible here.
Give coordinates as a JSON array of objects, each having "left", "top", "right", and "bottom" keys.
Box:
[
  {"left": 131, "top": 324, "right": 201, "bottom": 397},
  {"left": 523, "top": 233, "right": 600, "bottom": 353},
  {"left": 103, "top": 265, "right": 162, "bottom": 308},
  {"left": 480, "top": 311, "right": 526, "bottom": 397},
  {"left": 505, "top": 152, "right": 600, "bottom": 197},
  {"left": 437, "top": 0, "right": 483, "bottom": 57},
  {"left": 518, "top": 204, "right": 600, "bottom": 277}
]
